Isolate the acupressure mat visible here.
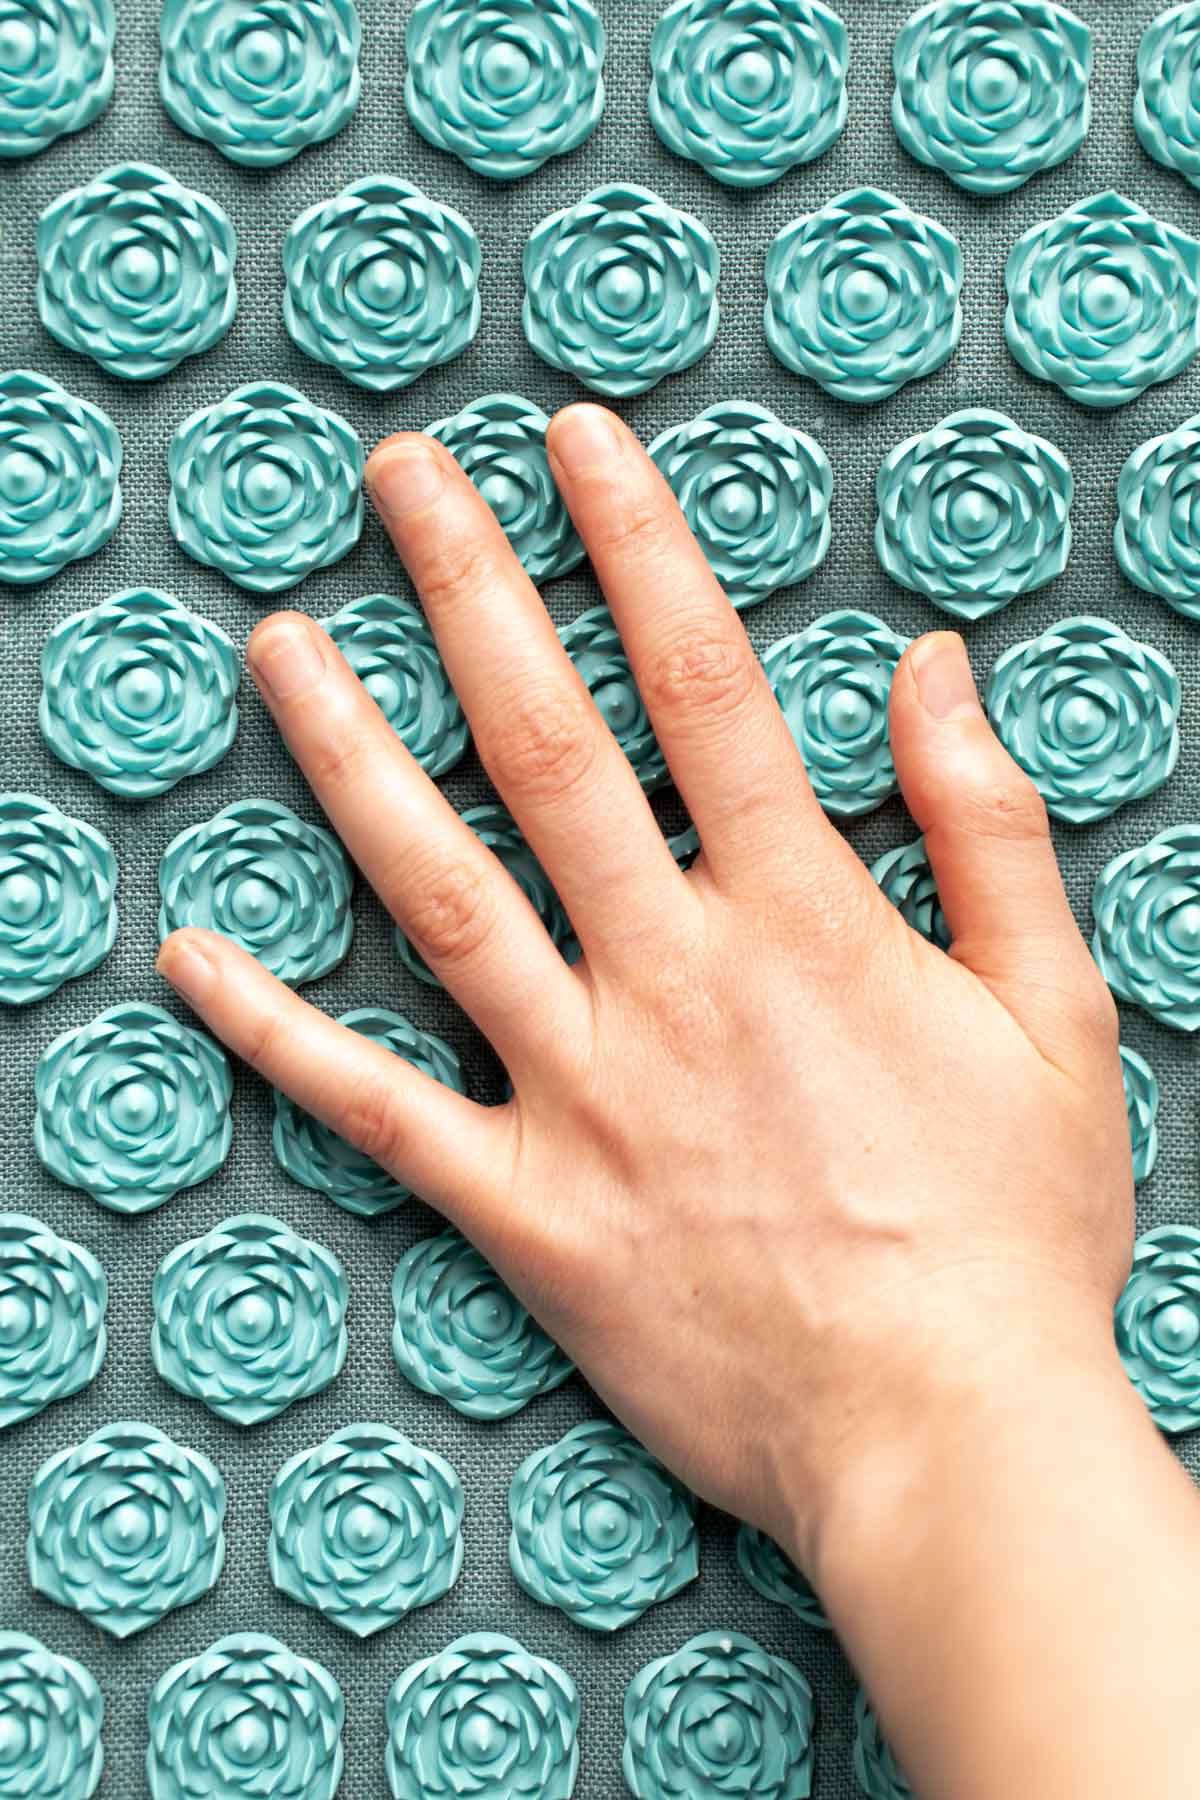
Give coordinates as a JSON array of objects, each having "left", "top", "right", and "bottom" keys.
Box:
[{"left": 1, "top": 2, "right": 1196, "bottom": 1794}]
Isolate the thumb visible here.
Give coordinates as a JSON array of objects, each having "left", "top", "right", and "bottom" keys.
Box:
[{"left": 888, "top": 631, "right": 1114, "bottom": 1063}]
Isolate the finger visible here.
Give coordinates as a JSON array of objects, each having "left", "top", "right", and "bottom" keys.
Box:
[
  {"left": 889, "top": 632, "right": 1116, "bottom": 1065},
  {"left": 365, "top": 434, "right": 688, "bottom": 963},
  {"left": 545, "top": 404, "right": 833, "bottom": 886},
  {"left": 245, "top": 612, "right": 588, "bottom": 1069},
  {"left": 156, "top": 928, "right": 514, "bottom": 1231}
]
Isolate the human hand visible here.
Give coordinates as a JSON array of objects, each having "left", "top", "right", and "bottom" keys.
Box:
[{"left": 156, "top": 403, "right": 1132, "bottom": 1576}]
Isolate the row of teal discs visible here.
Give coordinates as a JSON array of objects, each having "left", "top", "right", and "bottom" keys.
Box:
[
  {"left": 0, "top": 1205, "right": 896, "bottom": 1798},
  {"left": 0, "top": 1626, "right": 893, "bottom": 1799},
  {"left": 3, "top": 0, "right": 1200, "bottom": 198},
  {"left": 18, "top": 156, "right": 1200, "bottom": 408}
]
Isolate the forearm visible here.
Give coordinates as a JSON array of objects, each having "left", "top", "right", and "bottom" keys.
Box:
[{"left": 808, "top": 1322, "right": 1200, "bottom": 1798}]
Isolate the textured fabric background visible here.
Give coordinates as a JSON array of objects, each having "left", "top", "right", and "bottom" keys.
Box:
[{"left": 2, "top": 1, "right": 1198, "bottom": 1793}]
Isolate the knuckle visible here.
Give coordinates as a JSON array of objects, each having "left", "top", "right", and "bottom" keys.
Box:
[
  {"left": 642, "top": 629, "right": 758, "bottom": 732},
  {"left": 956, "top": 768, "right": 1049, "bottom": 845},
  {"left": 240, "top": 1008, "right": 285, "bottom": 1080},
  {"left": 417, "top": 538, "right": 507, "bottom": 616},
  {"left": 482, "top": 681, "right": 599, "bottom": 806},
  {"left": 336, "top": 1073, "right": 409, "bottom": 1173},
  {"left": 587, "top": 494, "right": 675, "bottom": 563},
  {"left": 304, "top": 721, "right": 375, "bottom": 793},
  {"left": 400, "top": 856, "right": 495, "bottom": 970}
]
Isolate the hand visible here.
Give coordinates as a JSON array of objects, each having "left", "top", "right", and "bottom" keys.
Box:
[{"left": 158, "top": 403, "right": 1131, "bottom": 1558}]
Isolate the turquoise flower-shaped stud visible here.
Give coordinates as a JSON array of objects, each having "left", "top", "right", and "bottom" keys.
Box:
[
  {"left": 1136, "top": 4, "right": 1200, "bottom": 188},
  {"left": 274, "top": 1008, "right": 464, "bottom": 1214},
  {"left": 524, "top": 184, "right": 720, "bottom": 398},
  {"left": 321, "top": 593, "right": 467, "bottom": 780},
  {"left": 153, "top": 1215, "right": 347, "bottom": 1426},
  {"left": 269, "top": 1425, "right": 464, "bottom": 1637},
  {"left": 1121, "top": 1045, "right": 1159, "bottom": 1186},
  {"left": 158, "top": 799, "right": 353, "bottom": 987},
  {"left": 623, "top": 1631, "right": 815, "bottom": 1800},
  {"left": 1116, "top": 1226, "right": 1200, "bottom": 1433},
  {"left": 1115, "top": 414, "right": 1200, "bottom": 622},
  {"left": 392, "top": 1229, "right": 573, "bottom": 1420},
  {"left": 0, "top": 371, "right": 121, "bottom": 584},
  {"left": 168, "top": 382, "right": 363, "bottom": 594},
  {"left": 1093, "top": 827, "right": 1200, "bottom": 1031},
  {"left": 37, "top": 164, "right": 236, "bottom": 382},
  {"left": 40, "top": 589, "right": 239, "bottom": 801},
  {"left": 985, "top": 617, "right": 1180, "bottom": 825},
  {"left": 406, "top": 0, "right": 605, "bottom": 181},
  {"left": 647, "top": 402, "right": 831, "bottom": 611},
  {"left": 509, "top": 1419, "right": 698, "bottom": 1631},
  {"left": 147, "top": 1634, "right": 344, "bottom": 1800},
  {"left": 283, "top": 179, "right": 480, "bottom": 393},
  {"left": 875, "top": 410, "right": 1072, "bottom": 620},
  {"left": 763, "top": 611, "right": 908, "bottom": 819},
  {"left": 560, "top": 607, "right": 666, "bottom": 790},
  {"left": 0, "top": 0, "right": 113, "bottom": 157},
  {"left": 28, "top": 1422, "right": 225, "bottom": 1637},
  {"left": 765, "top": 188, "right": 962, "bottom": 404},
  {"left": 650, "top": 0, "right": 847, "bottom": 187},
  {"left": 159, "top": 0, "right": 360, "bottom": 167},
  {"left": 426, "top": 394, "right": 584, "bottom": 584},
  {"left": 893, "top": 0, "right": 1091, "bottom": 195},
  {"left": 735, "top": 1524, "right": 829, "bottom": 1630},
  {"left": 873, "top": 838, "right": 949, "bottom": 949},
  {"left": 0, "top": 795, "right": 116, "bottom": 1005},
  {"left": 853, "top": 1690, "right": 913, "bottom": 1800},
  {"left": 0, "top": 1214, "right": 106, "bottom": 1430},
  {"left": 0, "top": 1633, "right": 103, "bottom": 1799},
  {"left": 1005, "top": 192, "right": 1200, "bottom": 408},
  {"left": 387, "top": 1634, "right": 580, "bottom": 1800},
  {"left": 397, "top": 803, "right": 573, "bottom": 987},
  {"left": 35, "top": 1003, "right": 232, "bottom": 1214}
]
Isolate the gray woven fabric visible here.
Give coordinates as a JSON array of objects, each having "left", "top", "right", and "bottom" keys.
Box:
[{"left": 1, "top": 0, "right": 1197, "bottom": 1793}]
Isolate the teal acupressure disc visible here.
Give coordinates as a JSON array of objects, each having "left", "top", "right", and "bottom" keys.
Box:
[
  {"left": 391, "top": 1228, "right": 573, "bottom": 1420},
  {"left": 892, "top": 0, "right": 1091, "bottom": 195},
  {"left": 167, "top": 382, "right": 364, "bottom": 594},
  {"left": 508, "top": 1420, "right": 699, "bottom": 1631},
  {"left": 985, "top": 617, "right": 1180, "bottom": 825},
  {"left": 152, "top": 1215, "right": 348, "bottom": 1426},
  {"left": 0, "top": 0, "right": 114, "bottom": 158},
  {"left": 0, "top": 370, "right": 122, "bottom": 584},
  {"left": 622, "top": 1631, "right": 815, "bottom": 1799},
  {"left": 40, "top": 589, "right": 239, "bottom": 800},
  {"left": 268, "top": 1425, "right": 465, "bottom": 1636},
  {"left": 1005, "top": 192, "right": 1200, "bottom": 408},
  {"left": 35, "top": 1003, "right": 232, "bottom": 1214},
  {"left": 0, "top": 1214, "right": 106, "bottom": 1430},
  {"left": 147, "top": 1634, "right": 344, "bottom": 1800},
  {"left": 406, "top": 0, "right": 605, "bottom": 181},
  {"left": 0, "top": 1632, "right": 104, "bottom": 1798},
  {"left": 0, "top": 793, "right": 117, "bottom": 1005},
  {"left": 524, "top": 184, "right": 720, "bottom": 398},
  {"left": 158, "top": 0, "right": 361, "bottom": 167},
  {"left": 387, "top": 1634, "right": 580, "bottom": 1800},
  {"left": 27, "top": 1422, "right": 226, "bottom": 1637},
  {"left": 1116, "top": 1226, "right": 1200, "bottom": 1433},
  {"left": 1092, "top": 826, "right": 1200, "bottom": 1031},
  {"left": 37, "top": 163, "right": 236, "bottom": 381},
  {"left": 649, "top": 0, "right": 848, "bottom": 188}
]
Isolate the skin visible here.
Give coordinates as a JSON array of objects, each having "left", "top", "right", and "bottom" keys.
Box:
[{"left": 159, "top": 405, "right": 1200, "bottom": 1798}]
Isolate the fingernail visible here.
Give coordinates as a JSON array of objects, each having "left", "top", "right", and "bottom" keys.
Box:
[
  {"left": 367, "top": 442, "right": 446, "bottom": 518},
  {"left": 549, "top": 404, "right": 623, "bottom": 478},
  {"left": 249, "top": 619, "right": 326, "bottom": 702},
  {"left": 911, "top": 633, "right": 981, "bottom": 721},
  {"left": 157, "top": 934, "right": 216, "bottom": 1009}
]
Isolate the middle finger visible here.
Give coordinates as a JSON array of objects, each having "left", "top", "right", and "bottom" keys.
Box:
[{"left": 365, "top": 434, "right": 691, "bottom": 962}]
